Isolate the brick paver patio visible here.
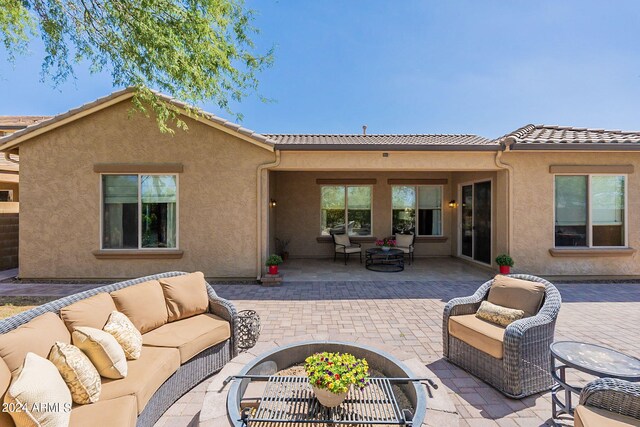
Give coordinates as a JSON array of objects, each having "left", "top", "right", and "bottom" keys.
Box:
[{"left": 1, "top": 265, "right": 638, "bottom": 427}]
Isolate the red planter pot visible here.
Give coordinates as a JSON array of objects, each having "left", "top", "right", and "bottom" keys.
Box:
[
  {"left": 268, "top": 265, "right": 279, "bottom": 275},
  {"left": 499, "top": 265, "right": 511, "bottom": 275}
]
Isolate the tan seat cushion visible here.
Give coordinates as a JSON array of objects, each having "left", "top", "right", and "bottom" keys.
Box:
[
  {"left": 70, "top": 395, "right": 137, "bottom": 427},
  {"left": 142, "top": 313, "right": 231, "bottom": 363},
  {"left": 0, "top": 357, "right": 14, "bottom": 427},
  {"left": 575, "top": 404, "right": 640, "bottom": 427},
  {"left": 60, "top": 292, "right": 117, "bottom": 332},
  {"left": 4, "top": 353, "right": 72, "bottom": 427},
  {"left": 336, "top": 246, "right": 361, "bottom": 254},
  {"left": 110, "top": 280, "right": 168, "bottom": 334},
  {"left": 101, "top": 346, "right": 180, "bottom": 414},
  {"left": 0, "top": 312, "right": 71, "bottom": 374},
  {"left": 487, "top": 275, "right": 546, "bottom": 317},
  {"left": 448, "top": 314, "right": 505, "bottom": 359},
  {"left": 159, "top": 272, "right": 209, "bottom": 322}
]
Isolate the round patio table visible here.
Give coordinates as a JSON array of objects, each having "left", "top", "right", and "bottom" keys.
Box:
[
  {"left": 550, "top": 341, "right": 640, "bottom": 419},
  {"left": 365, "top": 248, "right": 404, "bottom": 272}
]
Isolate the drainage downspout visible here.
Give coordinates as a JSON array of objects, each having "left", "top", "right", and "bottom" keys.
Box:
[
  {"left": 494, "top": 140, "right": 514, "bottom": 253},
  {"left": 256, "top": 150, "right": 281, "bottom": 280}
]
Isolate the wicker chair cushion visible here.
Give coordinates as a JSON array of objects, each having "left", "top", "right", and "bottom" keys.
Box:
[
  {"left": 395, "top": 234, "right": 414, "bottom": 248},
  {"left": 159, "top": 272, "right": 209, "bottom": 322},
  {"left": 448, "top": 314, "right": 505, "bottom": 359},
  {"left": 5, "top": 353, "right": 72, "bottom": 427},
  {"left": 574, "top": 404, "right": 640, "bottom": 427},
  {"left": 475, "top": 301, "right": 525, "bottom": 327},
  {"left": 488, "top": 275, "right": 545, "bottom": 317},
  {"left": 334, "top": 234, "right": 351, "bottom": 246},
  {"left": 0, "top": 312, "right": 71, "bottom": 374},
  {"left": 100, "top": 346, "right": 180, "bottom": 414},
  {"left": 0, "top": 357, "right": 13, "bottom": 427},
  {"left": 110, "top": 280, "right": 168, "bottom": 334},
  {"left": 60, "top": 293, "right": 117, "bottom": 333},
  {"left": 142, "top": 313, "right": 230, "bottom": 363},
  {"left": 69, "top": 395, "right": 137, "bottom": 427}
]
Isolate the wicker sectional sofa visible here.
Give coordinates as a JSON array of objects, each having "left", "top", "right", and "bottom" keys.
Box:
[{"left": 0, "top": 271, "right": 238, "bottom": 427}]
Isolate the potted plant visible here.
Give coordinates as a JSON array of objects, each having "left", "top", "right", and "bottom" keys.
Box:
[
  {"left": 305, "top": 352, "right": 370, "bottom": 407},
  {"left": 275, "top": 237, "right": 290, "bottom": 262},
  {"left": 375, "top": 237, "right": 397, "bottom": 252},
  {"left": 265, "top": 254, "right": 283, "bottom": 275},
  {"left": 495, "top": 254, "right": 514, "bottom": 274}
]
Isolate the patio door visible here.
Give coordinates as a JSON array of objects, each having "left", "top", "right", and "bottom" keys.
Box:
[{"left": 460, "top": 180, "right": 492, "bottom": 264}]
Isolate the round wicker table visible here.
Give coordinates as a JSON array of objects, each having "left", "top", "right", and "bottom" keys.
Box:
[{"left": 550, "top": 341, "right": 640, "bottom": 419}]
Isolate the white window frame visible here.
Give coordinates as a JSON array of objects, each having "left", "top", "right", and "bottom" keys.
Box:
[
  {"left": 553, "top": 173, "right": 628, "bottom": 248},
  {"left": 390, "top": 185, "right": 444, "bottom": 237},
  {"left": 100, "top": 173, "right": 179, "bottom": 250},
  {"left": 319, "top": 185, "right": 373, "bottom": 236}
]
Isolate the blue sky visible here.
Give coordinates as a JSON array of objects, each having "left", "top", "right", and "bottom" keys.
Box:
[{"left": 1, "top": 0, "right": 639, "bottom": 138}]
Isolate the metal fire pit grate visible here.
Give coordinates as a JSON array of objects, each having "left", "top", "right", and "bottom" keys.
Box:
[{"left": 242, "top": 376, "right": 411, "bottom": 426}]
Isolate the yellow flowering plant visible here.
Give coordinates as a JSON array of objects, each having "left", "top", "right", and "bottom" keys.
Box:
[{"left": 304, "top": 352, "right": 370, "bottom": 394}]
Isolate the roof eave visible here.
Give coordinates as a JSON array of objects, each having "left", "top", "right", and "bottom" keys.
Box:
[
  {"left": 510, "top": 143, "right": 640, "bottom": 151},
  {"left": 274, "top": 144, "right": 500, "bottom": 151}
]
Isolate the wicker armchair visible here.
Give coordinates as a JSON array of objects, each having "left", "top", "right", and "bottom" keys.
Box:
[
  {"left": 0, "top": 271, "right": 238, "bottom": 427},
  {"left": 442, "top": 274, "right": 562, "bottom": 398},
  {"left": 575, "top": 378, "right": 640, "bottom": 426}
]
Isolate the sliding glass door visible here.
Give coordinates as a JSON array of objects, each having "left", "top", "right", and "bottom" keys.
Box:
[{"left": 460, "top": 181, "right": 492, "bottom": 264}]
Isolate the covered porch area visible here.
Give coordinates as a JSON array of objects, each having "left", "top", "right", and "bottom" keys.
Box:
[{"left": 278, "top": 256, "right": 494, "bottom": 282}]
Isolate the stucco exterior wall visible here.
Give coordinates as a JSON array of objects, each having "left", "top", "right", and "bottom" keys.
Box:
[
  {"left": 272, "top": 171, "right": 456, "bottom": 258},
  {"left": 503, "top": 151, "right": 640, "bottom": 276},
  {"left": 18, "top": 101, "right": 274, "bottom": 279}
]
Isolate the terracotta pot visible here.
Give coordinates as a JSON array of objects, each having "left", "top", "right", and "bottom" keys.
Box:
[
  {"left": 312, "top": 385, "right": 349, "bottom": 408},
  {"left": 499, "top": 265, "right": 510, "bottom": 274},
  {"left": 268, "top": 265, "right": 278, "bottom": 275}
]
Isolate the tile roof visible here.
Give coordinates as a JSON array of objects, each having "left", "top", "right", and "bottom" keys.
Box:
[
  {"left": 0, "top": 116, "right": 52, "bottom": 130},
  {"left": 499, "top": 124, "right": 640, "bottom": 149},
  {"left": 0, "top": 88, "right": 275, "bottom": 151},
  {"left": 268, "top": 134, "right": 497, "bottom": 150}
]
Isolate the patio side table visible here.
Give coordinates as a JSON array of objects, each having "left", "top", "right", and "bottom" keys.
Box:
[
  {"left": 365, "top": 248, "right": 404, "bottom": 272},
  {"left": 550, "top": 341, "right": 640, "bottom": 420}
]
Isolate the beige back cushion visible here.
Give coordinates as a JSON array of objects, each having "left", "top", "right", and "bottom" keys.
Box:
[
  {"left": 60, "top": 292, "right": 117, "bottom": 332},
  {"left": 159, "top": 272, "right": 209, "bottom": 322},
  {"left": 110, "top": 280, "right": 168, "bottom": 334},
  {"left": 334, "top": 234, "right": 351, "bottom": 246},
  {"left": 0, "top": 312, "right": 71, "bottom": 374},
  {"left": 0, "top": 357, "right": 14, "bottom": 427},
  {"left": 487, "top": 275, "right": 546, "bottom": 317},
  {"left": 395, "top": 234, "right": 413, "bottom": 248}
]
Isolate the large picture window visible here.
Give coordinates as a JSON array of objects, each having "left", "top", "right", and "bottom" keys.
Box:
[
  {"left": 320, "top": 186, "right": 371, "bottom": 236},
  {"left": 555, "top": 175, "right": 625, "bottom": 247},
  {"left": 392, "top": 186, "right": 442, "bottom": 235},
  {"left": 102, "top": 174, "right": 178, "bottom": 249}
]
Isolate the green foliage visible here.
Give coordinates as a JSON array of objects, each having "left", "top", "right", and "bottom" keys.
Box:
[
  {"left": 265, "top": 254, "right": 283, "bottom": 266},
  {"left": 495, "top": 254, "right": 514, "bottom": 267},
  {"left": 0, "top": 0, "right": 273, "bottom": 132},
  {"left": 305, "top": 352, "right": 370, "bottom": 394}
]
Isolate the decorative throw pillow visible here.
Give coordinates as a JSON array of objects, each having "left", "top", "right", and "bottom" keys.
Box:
[
  {"left": 103, "top": 311, "right": 142, "bottom": 360},
  {"left": 48, "top": 341, "right": 101, "bottom": 404},
  {"left": 4, "top": 352, "right": 72, "bottom": 427},
  {"left": 72, "top": 326, "right": 128, "bottom": 379},
  {"left": 475, "top": 300, "right": 525, "bottom": 327}
]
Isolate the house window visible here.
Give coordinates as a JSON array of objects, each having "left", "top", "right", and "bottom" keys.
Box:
[
  {"left": 0, "top": 190, "right": 13, "bottom": 202},
  {"left": 320, "top": 186, "right": 372, "bottom": 236},
  {"left": 392, "top": 186, "right": 442, "bottom": 235},
  {"left": 102, "top": 175, "right": 178, "bottom": 249},
  {"left": 555, "top": 175, "right": 625, "bottom": 247}
]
